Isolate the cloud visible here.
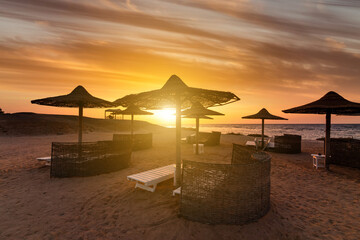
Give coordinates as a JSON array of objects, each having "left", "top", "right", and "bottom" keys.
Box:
[
  {"left": 166, "top": 0, "right": 360, "bottom": 40},
  {"left": 325, "top": 37, "right": 346, "bottom": 50},
  {"left": 0, "top": 0, "right": 360, "bottom": 122},
  {"left": 0, "top": 0, "right": 229, "bottom": 42}
]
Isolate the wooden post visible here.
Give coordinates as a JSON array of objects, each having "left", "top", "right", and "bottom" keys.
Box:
[
  {"left": 175, "top": 93, "right": 181, "bottom": 187},
  {"left": 131, "top": 114, "right": 134, "bottom": 136},
  {"left": 131, "top": 114, "right": 134, "bottom": 148},
  {"left": 325, "top": 111, "right": 331, "bottom": 170},
  {"left": 196, "top": 117, "right": 200, "bottom": 155},
  {"left": 261, "top": 118, "right": 265, "bottom": 149},
  {"left": 78, "top": 104, "right": 83, "bottom": 144}
]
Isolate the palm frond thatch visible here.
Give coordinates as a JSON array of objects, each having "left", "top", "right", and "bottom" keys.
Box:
[
  {"left": 181, "top": 102, "right": 224, "bottom": 116},
  {"left": 121, "top": 104, "right": 153, "bottom": 116},
  {"left": 31, "top": 86, "right": 113, "bottom": 108},
  {"left": 243, "top": 108, "right": 287, "bottom": 120},
  {"left": 283, "top": 91, "right": 360, "bottom": 114},
  {"left": 105, "top": 109, "right": 123, "bottom": 114},
  {"left": 113, "top": 75, "right": 239, "bottom": 109},
  {"left": 183, "top": 115, "right": 213, "bottom": 119}
]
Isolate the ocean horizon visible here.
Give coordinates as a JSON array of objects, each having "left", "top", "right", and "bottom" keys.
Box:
[{"left": 177, "top": 124, "right": 360, "bottom": 140}]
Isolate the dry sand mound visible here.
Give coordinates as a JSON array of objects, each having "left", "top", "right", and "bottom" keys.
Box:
[{"left": 0, "top": 113, "right": 165, "bottom": 136}]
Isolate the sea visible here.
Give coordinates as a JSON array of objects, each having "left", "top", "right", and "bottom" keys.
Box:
[{"left": 180, "top": 124, "right": 360, "bottom": 140}]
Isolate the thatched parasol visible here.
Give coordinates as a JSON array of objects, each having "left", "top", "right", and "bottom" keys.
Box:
[
  {"left": 283, "top": 91, "right": 360, "bottom": 169},
  {"left": 121, "top": 104, "right": 153, "bottom": 136},
  {"left": 105, "top": 108, "right": 123, "bottom": 119},
  {"left": 183, "top": 115, "right": 213, "bottom": 120},
  {"left": 114, "top": 75, "right": 239, "bottom": 186},
  {"left": 31, "top": 85, "right": 113, "bottom": 143},
  {"left": 182, "top": 102, "right": 223, "bottom": 154},
  {"left": 243, "top": 108, "right": 287, "bottom": 148}
]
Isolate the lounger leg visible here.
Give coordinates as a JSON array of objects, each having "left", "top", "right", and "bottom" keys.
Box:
[{"left": 135, "top": 182, "right": 157, "bottom": 192}]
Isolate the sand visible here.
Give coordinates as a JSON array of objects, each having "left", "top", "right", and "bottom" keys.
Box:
[{"left": 1, "top": 130, "right": 360, "bottom": 240}]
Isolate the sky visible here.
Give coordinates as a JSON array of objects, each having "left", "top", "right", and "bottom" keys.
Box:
[{"left": 1, "top": 0, "right": 360, "bottom": 125}]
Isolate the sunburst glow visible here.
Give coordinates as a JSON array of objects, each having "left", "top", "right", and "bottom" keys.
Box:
[{"left": 152, "top": 109, "right": 176, "bottom": 125}]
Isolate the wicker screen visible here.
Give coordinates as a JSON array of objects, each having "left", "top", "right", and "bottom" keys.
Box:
[
  {"left": 274, "top": 134, "right": 301, "bottom": 153},
  {"left": 180, "top": 144, "right": 271, "bottom": 225},
  {"left": 330, "top": 138, "right": 360, "bottom": 168},
  {"left": 50, "top": 140, "right": 131, "bottom": 178},
  {"left": 113, "top": 133, "right": 152, "bottom": 151}
]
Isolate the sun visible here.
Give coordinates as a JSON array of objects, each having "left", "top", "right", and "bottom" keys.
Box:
[{"left": 152, "top": 109, "right": 176, "bottom": 124}]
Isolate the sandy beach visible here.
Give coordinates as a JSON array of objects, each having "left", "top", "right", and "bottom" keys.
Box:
[{"left": 0, "top": 129, "right": 360, "bottom": 240}]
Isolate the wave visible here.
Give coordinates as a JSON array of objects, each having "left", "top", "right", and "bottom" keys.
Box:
[{"left": 181, "top": 124, "right": 360, "bottom": 140}]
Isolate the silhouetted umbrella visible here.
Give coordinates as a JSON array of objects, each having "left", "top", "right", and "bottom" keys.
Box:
[
  {"left": 31, "top": 85, "right": 113, "bottom": 143},
  {"left": 114, "top": 75, "right": 239, "bottom": 186},
  {"left": 183, "top": 115, "right": 213, "bottom": 120},
  {"left": 182, "top": 102, "right": 224, "bottom": 154},
  {"left": 283, "top": 91, "right": 360, "bottom": 169},
  {"left": 121, "top": 104, "right": 153, "bottom": 136},
  {"left": 183, "top": 115, "right": 212, "bottom": 154},
  {"left": 105, "top": 108, "right": 123, "bottom": 119},
  {"left": 243, "top": 108, "right": 287, "bottom": 148}
]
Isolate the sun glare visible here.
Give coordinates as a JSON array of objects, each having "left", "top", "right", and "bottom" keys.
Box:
[{"left": 152, "top": 109, "right": 176, "bottom": 125}]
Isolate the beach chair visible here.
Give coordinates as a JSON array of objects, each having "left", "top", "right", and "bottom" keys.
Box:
[
  {"left": 127, "top": 164, "right": 175, "bottom": 192},
  {"left": 245, "top": 139, "right": 257, "bottom": 148},
  {"left": 311, "top": 154, "right": 325, "bottom": 169},
  {"left": 261, "top": 138, "right": 275, "bottom": 150},
  {"left": 37, "top": 156, "right": 51, "bottom": 166}
]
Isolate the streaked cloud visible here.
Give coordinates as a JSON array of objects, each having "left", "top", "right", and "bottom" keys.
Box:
[{"left": 0, "top": 0, "right": 360, "bottom": 123}]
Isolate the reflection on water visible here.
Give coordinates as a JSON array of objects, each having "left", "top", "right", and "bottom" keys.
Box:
[{"left": 181, "top": 124, "right": 360, "bottom": 140}]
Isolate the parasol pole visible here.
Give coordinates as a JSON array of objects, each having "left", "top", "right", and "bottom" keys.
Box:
[
  {"left": 261, "top": 118, "right": 265, "bottom": 149},
  {"left": 196, "top": 117, "right": 200, "bottom": 155},
  {"left": 175, "top": 91, "right": 181, "bottom": 187},
  {"left": 131, "top": 114, "right": 134, "bottom": 148},
  {"left": 131, "top": 114, "right": 134, "bottom": 136},
  {"left": 325, "top": 111, "right": 331, "bottom": 170},
  {"left": 78, "top": 103, "right": 83, "bottom": 144}
]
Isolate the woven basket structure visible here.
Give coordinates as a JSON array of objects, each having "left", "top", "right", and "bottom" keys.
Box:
[
  {"left": 50, "top": 140, "right": 131, "bottom": 177},
  {"left": 329, "top": 138, "right": 360, "bottom": 168},
  {"left": 186, "top": 131, "right": 221, "bottom": 146},
  {"left": 180, "top": 144, "right": 271, "bottom": 225},
  {"left": 113, "top": 133, "right": 152, "bottom": 150},
  {"left": 274, "top": 134, "right": 301, "bottom": 154}
]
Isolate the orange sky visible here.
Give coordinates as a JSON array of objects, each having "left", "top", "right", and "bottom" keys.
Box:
[{"left": 1, "top": 0, "right": 360, "bottom": 125}]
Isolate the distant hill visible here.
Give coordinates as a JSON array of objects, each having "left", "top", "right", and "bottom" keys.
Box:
[{"left": 0, "top": 113, "right": 166, "bottom": 136}]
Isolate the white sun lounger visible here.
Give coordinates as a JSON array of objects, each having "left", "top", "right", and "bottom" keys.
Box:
[
  {"left": 37, "top": 156, "right": 51, "bottom": 166},
  {"left": 127, "top": 164, "right": 175, "bottom": 192},
  {"left": 246, "top": 138, "right": 274, "bottom": 150},
  {"left": 245, "top": 141, "right": 256, "bottom": 147}
]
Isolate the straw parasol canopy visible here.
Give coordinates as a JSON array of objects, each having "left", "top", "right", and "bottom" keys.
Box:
[
  {"left": 243, "top": 108, "right": 287, "bottom": 148},
  {"left": 114, "top": 75, "right": 239, "bottom": 186},
  {"left": 114, "top": 75, "right": 239, "bottom": 109},
  {"left": 283, "top": 91, "right": 360, "bottom": 169},
  {"left": 31, "top": 85, "right": 113, "bottom": 143},
  {"left": 120, "top": 104, "right": 153, "bottom": 136},
  {"left": 181, "top": 101, "right": 225, "bottom": 116},
  {"left": 182, "top": 102, "right": 224, "bottom": 154},
  {"left": 105, "top": 108, "right": 123, "bottom": 119},
  {"left": 183, "top": 115, "right": 213, "bottom": 120}
]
